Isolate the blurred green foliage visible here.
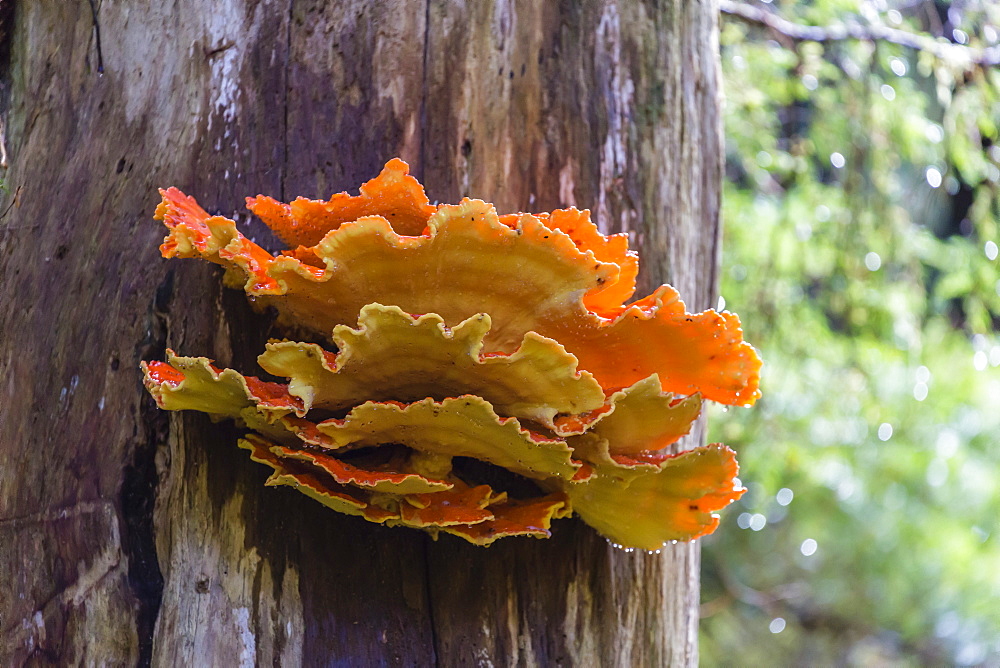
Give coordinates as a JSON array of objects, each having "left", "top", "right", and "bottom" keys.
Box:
[{"left": 701, "top": 2, "right": 1000, "bottom": 665}]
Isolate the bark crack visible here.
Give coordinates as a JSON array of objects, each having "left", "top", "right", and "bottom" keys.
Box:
[
  {"left": 281, "top": 0, "right": 294, "bottom": 201},
  {"left": 87, "top": 0, "right": 104, "bottom": 74},
  {"left": 417, "top": 0, "right": 431, "bottom": 182},
  {"left": 418, "top": 6, "right": 441, "bottom": 666},
  {"left": 123, "top": 268, "right": 174, "bottom": 667},
  {"left": 422, "top": 535, "right": 441, "bottom": 668}
]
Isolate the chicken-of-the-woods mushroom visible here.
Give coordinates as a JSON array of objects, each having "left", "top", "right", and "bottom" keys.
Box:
[{"left": 142, "top": 159, "right": 760, "bottom": 549}]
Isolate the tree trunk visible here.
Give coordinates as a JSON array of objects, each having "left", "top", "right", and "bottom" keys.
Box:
[{"left": 0, "top": 1, "right": 722, "bottom": 665}]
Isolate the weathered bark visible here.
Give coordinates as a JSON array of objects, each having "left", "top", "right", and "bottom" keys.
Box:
[{"left": 0, "top": 1, "right": 722, "bottom": 666}]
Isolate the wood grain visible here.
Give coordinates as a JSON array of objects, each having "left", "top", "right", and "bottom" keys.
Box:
[{"left": 0, "top": 1, "right": 722, "bottom": 665}]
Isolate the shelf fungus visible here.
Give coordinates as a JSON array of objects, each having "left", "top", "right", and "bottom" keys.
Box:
[{"left": 142, "top": 159, "right": 761, "bottom": 549}]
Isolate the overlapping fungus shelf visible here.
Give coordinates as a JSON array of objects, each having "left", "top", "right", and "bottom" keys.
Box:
[{"left": 143, "top": 159, "right": 761, "bottom": 549}]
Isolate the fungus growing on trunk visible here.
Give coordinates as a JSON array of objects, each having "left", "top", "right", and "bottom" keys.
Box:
[{"left": 143, "top": 159, "right": 761, "bottom": 548}]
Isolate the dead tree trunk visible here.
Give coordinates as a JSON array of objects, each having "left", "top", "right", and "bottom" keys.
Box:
[{"left": 0, "top": 1, "right": 722, "bottom": 665}]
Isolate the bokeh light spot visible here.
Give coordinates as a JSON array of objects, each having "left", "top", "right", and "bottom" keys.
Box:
[
  {"left": 926, "top": 167, "right": 943, "bottom": 188},
  {"left": 865, "top": 252, "right": 881, "bottom": 271},
  {"left": 800, "top": 538, "right": 818, "bottom": 557}
]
